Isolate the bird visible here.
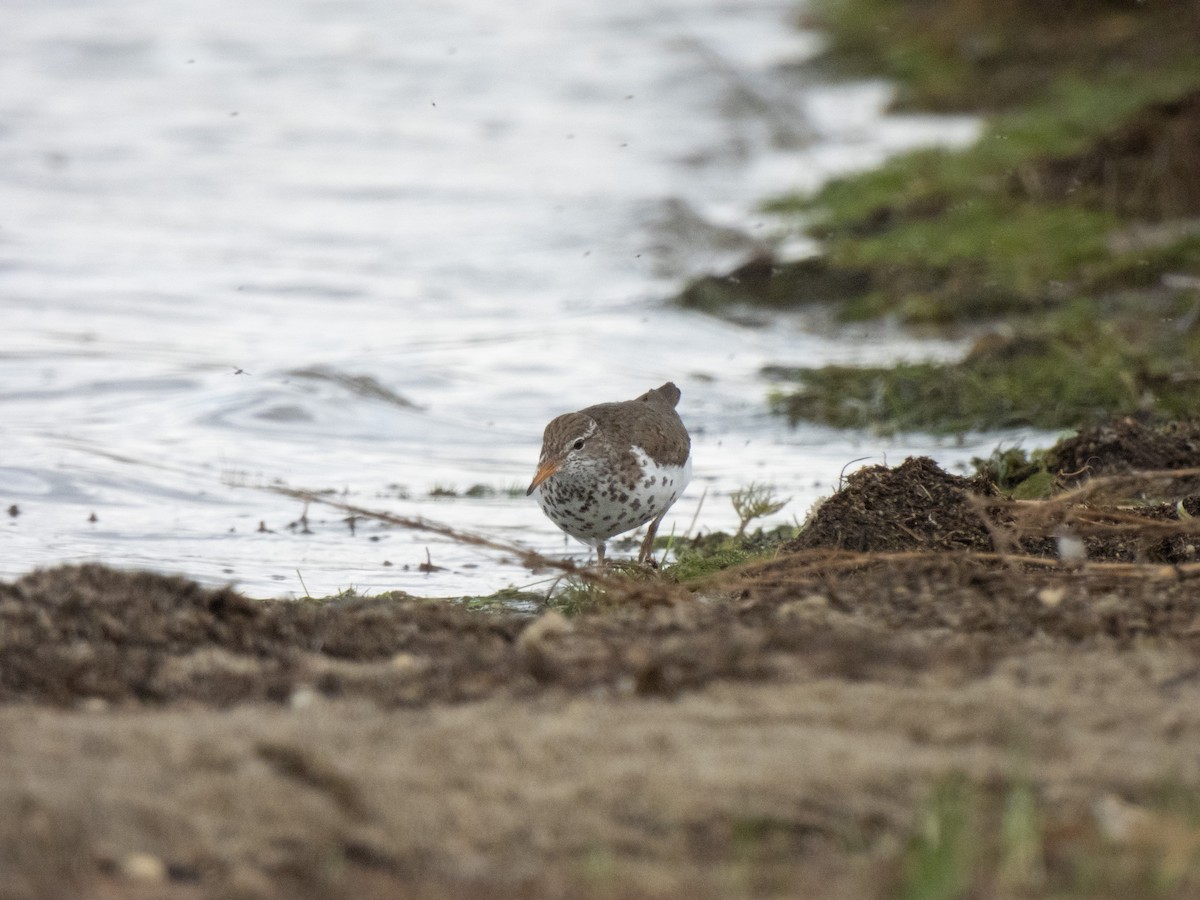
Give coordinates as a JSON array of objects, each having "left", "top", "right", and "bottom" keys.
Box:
[{"left": 527, "top": 382, "right": 691, "bottom": 564}]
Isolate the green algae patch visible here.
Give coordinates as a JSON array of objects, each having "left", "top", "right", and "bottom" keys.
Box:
[
  {"left": 769, "top": 304, "right": 1200, "bottom": 434},
  {"left": 731, "top": 1, "right": 1200, "bottom": 435},
  {"left": 688, "top": 75, "right": 1200, "bottom": 331},
  {"left": 458, "top": 587, "right": 544, "bottom": 613},
  {"left": 666, "top": 545, "right": 754, "bottom": 582},
  {"left": 809, "top": 0, "right": 1200, "bottom": 113},
  {"left": 971, "top": 416, "right": 1200, "bottom": 505},
  {"left": 536, "top": 526, "right": 797, "bottom": 614},
  {"left": 664, "top": 525, "right": 797, "bottom": 583},
  {"left": 971, "top": 446, "right": 1058, "bottom": 500},
  {"left": 796, "top": 69, "right": 1200, "bottom": 229},
  {"left": 296, "top": 585, "right": 424, "bottom": 605},
  {"left": 765, "top": 75, "right": 1200, "bottom": 323},
  {"left": 677, "top": 255, "right": 871, "bottom": 315},
  {"left": 826, "top": 201, "right": 1116, "bottom": 323}
]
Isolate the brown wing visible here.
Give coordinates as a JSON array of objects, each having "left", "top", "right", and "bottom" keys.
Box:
[{"left": 582, "top": 384, "right": 690, "bottom": 467}]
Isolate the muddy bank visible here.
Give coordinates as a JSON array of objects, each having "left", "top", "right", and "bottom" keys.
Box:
[{"left": 7, "top": 431, "right": 1200, "bottom": 898}]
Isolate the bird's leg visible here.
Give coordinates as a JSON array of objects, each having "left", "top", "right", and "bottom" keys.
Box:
[
  {"left": 637, "top": 510, "right": 669, "bottom": 565},
  {"left": 595, "top": 542, "right": 606, "bottom": 565}
]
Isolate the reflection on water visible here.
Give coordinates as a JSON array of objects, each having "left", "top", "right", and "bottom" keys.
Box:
[{"left": 1, "top": 0, "right": 1017, "bottom": 598}]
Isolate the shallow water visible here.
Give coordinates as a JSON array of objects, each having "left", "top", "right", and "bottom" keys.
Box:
[{"left": 1, "top": 0, "right": 1038, "bottom": 598}]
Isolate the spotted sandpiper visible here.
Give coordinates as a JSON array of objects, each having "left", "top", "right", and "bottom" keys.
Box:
[{"left": 527, "top": 382, "right": 691, "bottom": 564}]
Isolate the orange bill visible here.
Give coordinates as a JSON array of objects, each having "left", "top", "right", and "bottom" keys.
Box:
[{"left": 526, "top": 460, "right": 559, "bottom": 495}]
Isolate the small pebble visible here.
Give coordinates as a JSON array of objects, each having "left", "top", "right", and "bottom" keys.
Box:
[
  {"left": 1037, "top": 587, "right": 1066, "bottom": 608},
  {"left": 119, "top": 852, "right": 168, "bottom": 883},
  {"left": 518, "top": 609, "right": 572, "bottom": 649},
  {"left": 289, "top": 686, "right": 317, "bottom": 710}
]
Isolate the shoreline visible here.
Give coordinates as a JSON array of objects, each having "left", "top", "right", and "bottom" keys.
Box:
[{"left": 6, "top": 428, "right": 1200, "bottom": 896}]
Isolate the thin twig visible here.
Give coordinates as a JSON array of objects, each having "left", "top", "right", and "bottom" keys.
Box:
[{"left": 272, "top": 486, "right": 640, "bottom": 593}]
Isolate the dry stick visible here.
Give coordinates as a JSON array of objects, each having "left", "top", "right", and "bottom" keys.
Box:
[
  {"left": 672, "top": 36, "right": 813, "bottom": 148},
  {"left": 990, "top": 470, "right": 1200, "bottom": 542},
  {"left": 685, "top": 485, "right": 707, "bottom": 540},
  {"left": 1042, "top": 467, "right": 1200, "bottom": 505},
  {"left": 276, "top": 467, "right": 1200, "bottom": 601},
  {"left": 275, "top": 487, "right": 582, "bottom": 575},
  {"left": 271, "top": 487, "right": 651, "bottom": 594},
  {"left": 963, "top": 491, "right": 1020, "bottom": 557},
  {"left": 969, "top": 470, "right": 1200, "bottom": 570}
]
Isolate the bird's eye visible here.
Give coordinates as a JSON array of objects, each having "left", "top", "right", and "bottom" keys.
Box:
[{"left": 572, "top": 439, "right": 585, "bottom": 451}]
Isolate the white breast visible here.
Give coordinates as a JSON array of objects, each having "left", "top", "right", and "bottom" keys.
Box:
[{"left": 533, "top": 447, "right": 691, "bottom": 547}]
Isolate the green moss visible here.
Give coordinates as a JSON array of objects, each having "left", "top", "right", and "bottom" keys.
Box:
[
  {"left": 811, "top": 0, "right": 1200, "bottom": 112},
  {"left": 793, "top": 66, "right": 1200, "bottom": 237},
  {"left": 542, "top": 578, "right": 612, "bottom": 616},
  {"left": 770, "top": 307, "right": 1187, "bottom": 434},
  {"left": 1089, "top": 232, "right": 1200, "bottom": 293},
  {"left": 755, "top": 38, "right": 1200, "bottom": 433},
  {"left": 833, "top": 202, "right": 1109, "bottom": 282},
  {"left": 457, "top": 588, "right": 543, "bottom": 612},
  {"left": 827, "top": 201, "right": 1116, "bottom": 321},
  {"left": 757, "top": 65, "right": 1200, "bottom": 328},
  {"left": 528, "top": 525, "right": 796, "bottom": 613},
  {"left": 666, "top": 546, "right": 753, "bottom": 582},
  {"left": 663, "top": 526, "right": 796, "bottom": 582},
  {"left": 972, "top": 445, "right": 1055, "bottom": 497},
  {"left": 295, "top": 585, "right": 423, "bottom": 605},
  {"left": 677, "top": 256, "right": 871, "bottom": 313},
  {"left": 1000, "top": 64, "right": 1200, "bottom": 159},
  {"left": 1009, "top": 471, "right": 1056, "bottom": 501},
  {"left": 722, "top": 3, "right": 1200, "bottom": 434}
]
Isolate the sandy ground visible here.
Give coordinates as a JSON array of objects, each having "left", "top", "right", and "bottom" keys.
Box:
[{"left": 6, "top": 439, "right": 1200, "bottom": 898}]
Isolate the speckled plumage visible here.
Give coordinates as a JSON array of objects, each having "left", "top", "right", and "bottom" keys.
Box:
[{"left": 527, "top": 383, "right": 691, "bottom": 564}]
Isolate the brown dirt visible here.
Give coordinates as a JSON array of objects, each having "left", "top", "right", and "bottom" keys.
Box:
[
  {"left": 785, "top": 456, "right": 998, "bottom": 554},
  {"left": 1047, "top": 416, "right": 1200, "bottom": 479},
  {"left": 676, "top": 253, "right": 872, "bottom": 314},
  {"left": 1018, "top": 90, "right": 1200, "bottom": 220},
  {"left": 7, "top": 429, "right": 1200, "bottom": 898}
]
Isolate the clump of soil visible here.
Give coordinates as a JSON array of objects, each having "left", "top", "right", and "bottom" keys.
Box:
[
  {"left": 0, "top": 565, "right": 525, "bottom": 707},
  {"left": 1047, "top": 416, "right": 1200, "bottom": 479},
  {"left": 778, "top": 431, "right": 1200, "bottom": 566},
  {"left": 786, "top": 456, "right": 996, "bottom": 553}
]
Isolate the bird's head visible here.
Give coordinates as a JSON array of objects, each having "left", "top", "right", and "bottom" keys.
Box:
[{"left": 526, "top": 413, "right": 599, "bottom": 495}]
